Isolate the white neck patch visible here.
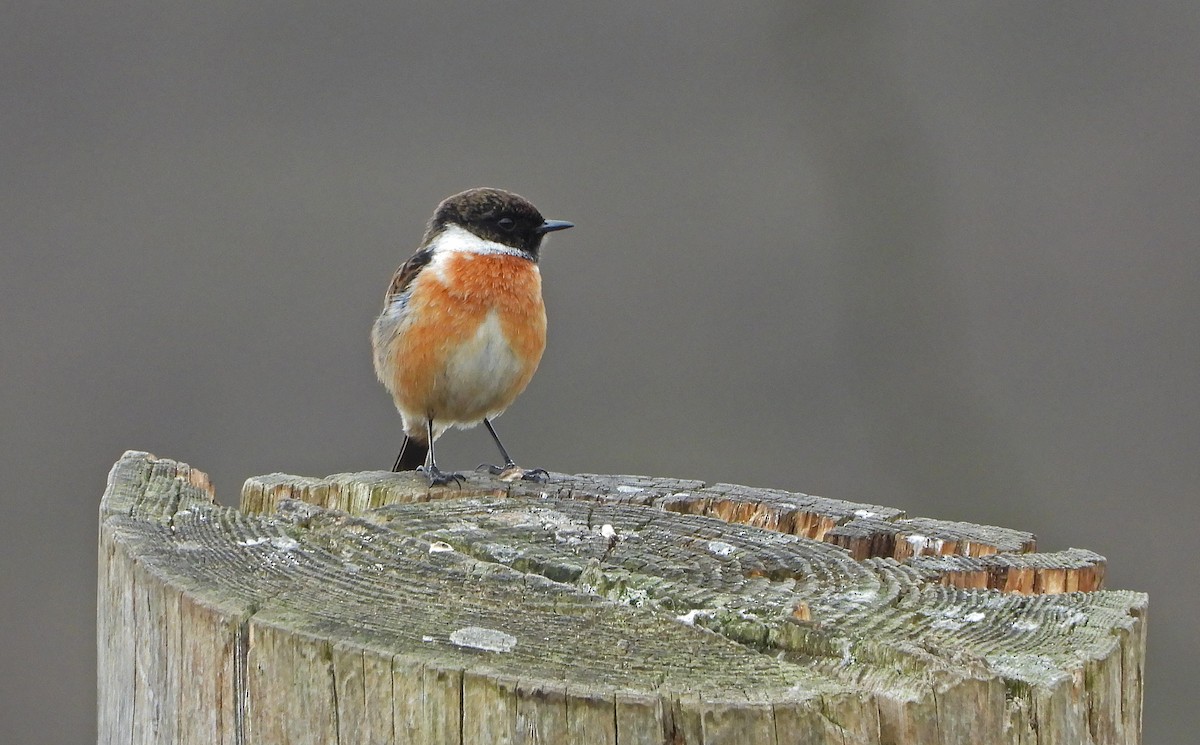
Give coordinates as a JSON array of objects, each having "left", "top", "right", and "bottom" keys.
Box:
[{"left": 430, "top": 224, "right": 528, "bottom": 258}]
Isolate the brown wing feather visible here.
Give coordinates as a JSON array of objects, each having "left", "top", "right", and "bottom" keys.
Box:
[{"left": 385, "top": 247, "right": 433, "bottom": 303}]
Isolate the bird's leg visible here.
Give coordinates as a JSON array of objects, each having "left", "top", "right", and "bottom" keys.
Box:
[
  {"left": 478, "top": 418, "right": 548, "bottom": 482},
  {"left": 484, "top": 417, "right": 516, "bottom": 469},
  {"left": 421, "top": 418, "right": 464, "bottom": 486}
]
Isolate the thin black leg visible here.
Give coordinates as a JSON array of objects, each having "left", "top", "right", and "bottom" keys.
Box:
[
  {"left": 479, "top": 418, "right": 548, "bottom": 482},
  {"left": 423, "top": 418, "right": 463, "bottom": 486},
  {"left": 425, "top": 419, "right": 436, "bottom": 470},
  {"left": 483, "top": 418, "right": 516, "bottom": 468}
]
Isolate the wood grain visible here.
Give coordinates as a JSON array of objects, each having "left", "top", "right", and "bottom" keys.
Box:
[{"left": 99, "top": 451, "right": 1146, "bottom": 744}]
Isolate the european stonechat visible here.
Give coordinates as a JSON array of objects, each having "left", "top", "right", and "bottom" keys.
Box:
[{"left": 371, "top": 188, "right": 573, "bottom": 484}]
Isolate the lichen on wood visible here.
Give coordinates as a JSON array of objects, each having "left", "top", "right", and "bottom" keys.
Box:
[{"left": 99, "top": 451, "right": 1145, "bottom": 744}]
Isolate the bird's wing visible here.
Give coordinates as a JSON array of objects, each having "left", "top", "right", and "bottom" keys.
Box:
[{"left": 384, "top": 246, "right": 434, "bottom": 303}]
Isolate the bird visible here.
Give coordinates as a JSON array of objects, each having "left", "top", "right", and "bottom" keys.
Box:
[{"left": 371, "top": 187, "right": 573, "bottom": 485}]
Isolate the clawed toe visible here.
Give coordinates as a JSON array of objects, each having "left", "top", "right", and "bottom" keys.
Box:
[
  {"left": 477, "top": 463, "right": 549, "bottom": 483},
  {"left": 419, "top": 466, "right": 466, "bottom": 486}
]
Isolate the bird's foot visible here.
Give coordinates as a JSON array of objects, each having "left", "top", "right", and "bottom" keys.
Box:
[
  {"left": 477, "top": 463, "right": 550, "bottom": 483},
  {"left": 419, "top": 465, "right": 466, "bottom": 486}
]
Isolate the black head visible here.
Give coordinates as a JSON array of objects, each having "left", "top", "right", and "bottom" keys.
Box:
[{"left": 425, "top": 187, "right": 573, "bottom": 259}]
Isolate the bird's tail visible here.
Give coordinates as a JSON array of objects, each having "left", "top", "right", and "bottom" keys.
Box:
[{"left": 393, "top": 436, "right": 429, "bottom": 472}]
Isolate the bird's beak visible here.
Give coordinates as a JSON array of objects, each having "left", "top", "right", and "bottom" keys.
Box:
[{"left": 535, "top": 219, "right": 574, "bottom": 234}]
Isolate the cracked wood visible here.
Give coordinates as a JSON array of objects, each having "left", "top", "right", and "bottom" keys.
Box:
[{"left": 98, "top": 451, "right": 1146, "bottom": 744}]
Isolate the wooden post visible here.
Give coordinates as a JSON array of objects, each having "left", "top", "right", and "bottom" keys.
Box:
[{"left": 98, "top": 451, "right": 1145, "bottom": 744}]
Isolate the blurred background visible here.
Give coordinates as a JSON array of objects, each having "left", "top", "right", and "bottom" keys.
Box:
[{"left": 3, "top": 2, "right": 1196, "bottom": 742}]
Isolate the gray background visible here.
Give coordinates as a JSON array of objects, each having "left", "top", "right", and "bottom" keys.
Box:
[{"left": 3, "top": 2, "right": 1196, "bottom": 742}]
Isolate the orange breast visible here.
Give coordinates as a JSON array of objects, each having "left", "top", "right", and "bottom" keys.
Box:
[{"left": 387, "top": 252, "right": 546, "bottom": 419}]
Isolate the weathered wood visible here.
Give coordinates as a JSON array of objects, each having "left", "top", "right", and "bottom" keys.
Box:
[{"left": 99, "top": 451, "right": 1146, "bottom": 744}]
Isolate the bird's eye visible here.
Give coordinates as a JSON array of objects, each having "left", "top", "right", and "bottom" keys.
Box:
[{"left": 496, "top": 217, "right": 515, "bottom": 231}]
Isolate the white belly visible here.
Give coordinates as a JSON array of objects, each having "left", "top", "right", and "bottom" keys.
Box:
[{"left": 432, "top": 310, "right": 525, "bottom": 426}]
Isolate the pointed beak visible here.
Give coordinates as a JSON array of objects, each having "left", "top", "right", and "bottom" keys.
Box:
[{"left": 535, "top": 219, "right": 574, "bottom": 235}]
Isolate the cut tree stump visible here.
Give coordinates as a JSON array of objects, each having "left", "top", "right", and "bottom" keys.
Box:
[{"left": 98, "top": 451, "right": 1145, "bottom": 744}]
